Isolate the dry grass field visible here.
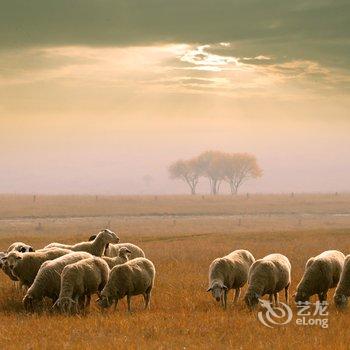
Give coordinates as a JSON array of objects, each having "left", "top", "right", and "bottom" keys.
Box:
[{"left": 0, "top": 194, "right": 350, "bottom": 349}]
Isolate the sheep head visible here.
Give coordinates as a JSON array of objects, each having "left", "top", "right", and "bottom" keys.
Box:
[{"left": 207, "top": 281, "right": 227, "bottom": 302}]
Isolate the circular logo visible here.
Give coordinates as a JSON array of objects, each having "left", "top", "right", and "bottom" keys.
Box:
[{"left": 257, "top": 299, "right": 293, "bottom": 328}]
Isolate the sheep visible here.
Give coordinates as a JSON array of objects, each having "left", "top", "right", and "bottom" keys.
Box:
[
  {"left": 4, "top": 248, "right": 71, "bottom": 289},
  {"left": 7, "top": 242, "right": 35, "bottom": 253},
  {"left": 98, "top": 257, "right": 155, "bottom": 312},
  {"left": 54, "top": 257, "right": 110, "bottom": 314},
  {"left": 44, "top": 229, "right": 119, "bottom": 256},
  {"left": 88, "top": 234, "right": 145, "bottom": 259},
  {"left": 294, "top": 250, "right": 345, "bottom": 303},
  {"left": 207, "top": 249, "right": 255, "bottom": 309},
  {"left": 102, "top": 247, "right": 132, "bottom": 269},
  {"left": 22, "top": 251, "right": 92, "bottom": 311},
  {"left": 334, "top": 255, "right": 350, "bottom": 308},
  {"left": 244, "top": 253, "right": 291, "bottom": 309}
]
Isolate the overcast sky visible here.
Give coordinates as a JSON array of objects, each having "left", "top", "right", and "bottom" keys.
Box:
[{"left": 0, "top": 1, "right": 349, "bottom": 194}]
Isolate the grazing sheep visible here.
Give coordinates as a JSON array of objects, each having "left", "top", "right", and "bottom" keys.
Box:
[
  {"left": 334, "top": 255, "right": 350, "bottom": 308},
  {"left": 207, "top": 249, "right": 255, "bottom": 309},
  {"left": 244, "top": 253, "right": 291, "bottom": 309},
  {"left": 88, "top": 234, "right": 145, "bottom": 259},
  {"left": 54, "top": 257, "right": 110, "bottom": 313},
  {"left": 98, "top": 257, "right": 155, "bottom": 312},
  {"left": 294, "top": 250, "right": 345, "bottom": 303},
  {"left": 0, "top": 252, "right": 17, "bottom": 283},
  {"left": 102, "top": 247, "right": 132, "bottom": 269},
  {"left": 7, "top": 242, "right": 34, "bottom": 253},
  {"left": 5, "top": 248, "right": 71, "bottom": 288},
  {"left": 44, "top": 229, "right": 119, "bottom": 256},
  {"left": 1, "top": 243, "right": 34, "bottom": 283},
  {"left": 22, "top": 252, "right": 92, "bottom": 311}
]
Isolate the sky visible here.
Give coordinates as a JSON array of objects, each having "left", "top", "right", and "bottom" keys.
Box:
[{"left": 0, "top": 0, "right": 349, "bottom": 194}]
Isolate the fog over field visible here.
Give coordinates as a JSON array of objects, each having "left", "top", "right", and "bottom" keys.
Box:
[{"left": 1, "top": 1, "right": 349, "bottom": 194}]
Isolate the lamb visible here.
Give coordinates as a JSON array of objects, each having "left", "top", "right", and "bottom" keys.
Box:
[
  {"left": 54, "top": 257, "right": 110, "bottom": 313},
  {"left": 22, "top": 251, "right": 92, "bottom": 311},
  {"left": 244, "top": 253, "right": 291, "bottom": 309},
  {"left": 4, "top": 248, "right": 71, "bottom": 288},
  {"left": 98, "top": 257, "right": 155, "bottom": 312},
  {"left": 88, "top": 234, "right": 145, "bottom": 259},
  {"left": 294, "top": 250, "right": 345, "bottom": 303},
  {"left": 44, "top": 229, "right": 119, "bottom": 256},
  {"left": 334, "top": 255, "right": 350, "bottom": 308},
  {"left": 207, "top": 249, "right": 255, "bottom": 309},
  {"left": 102, "top": 247, "right": 132, "bottom": 269}
]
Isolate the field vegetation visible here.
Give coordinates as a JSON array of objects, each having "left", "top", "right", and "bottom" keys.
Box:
[{"left": 0, "top": 194, "right": 349, "bottom": 349}]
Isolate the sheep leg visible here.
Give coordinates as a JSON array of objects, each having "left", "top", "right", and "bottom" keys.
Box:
[
  {"left": 85, "top": 294, "right": 91, "bottom": 308},
  {"left": 284, "top": 285, "right": 289, "bottom": 304},
  {"left": 233, "top": 288, "right": 240, "bottom": 304},
  {"left": 222, "top": 290, "right": 227, "bottom": 310},
  {"left": 318, "top": 292, "right": 327, "bottom": 303},
  {"left": 274, "top": 293, "right": 279, "bottom": 306},
  {"left": 114, "top": 299, "right": 119, "bottom": 311},
  {"left": 269, "top": 294, "right": 273, "bottom": 304},
  {"left": 127, "top": 295, "right": 132, "bottom": 313},
  {"left": 143, "top": 292, "right": 151, "bottom": 310}
]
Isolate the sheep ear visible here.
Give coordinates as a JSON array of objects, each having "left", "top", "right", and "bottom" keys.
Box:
[
  {"left": 206, "top": 287, "right": 212, "bottom": 292},
  {"left": 16, "top": 256, "right": 23, "bottom": 260}
]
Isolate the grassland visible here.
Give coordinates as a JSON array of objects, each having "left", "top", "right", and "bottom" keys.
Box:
[{"left": 0, "top": 194, "right": 349, "bottom": 349}]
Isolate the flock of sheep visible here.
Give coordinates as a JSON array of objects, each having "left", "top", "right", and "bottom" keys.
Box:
[
  {"left": 1, "top": 230, "right": 350, "bottom": 315},
  {"left": 207, "top": 249, "right": 350, "bottom": 309},
  {"left": 0, "top": 229, "right": 155, "bottom": 313}
]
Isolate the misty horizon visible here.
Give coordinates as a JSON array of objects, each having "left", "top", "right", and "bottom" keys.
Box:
[{"left": 1, "top": 1, "right": 349, "bottom": 195}]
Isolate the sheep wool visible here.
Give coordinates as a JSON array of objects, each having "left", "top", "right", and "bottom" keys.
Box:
[
  {"left": 98, "top": 257, "right": 155, "bottom": 312},
  {"left": 244, "top": 253, "right": 291, "bottom": 309},
  {"left": 295, "top": 250, "right": 345, "bottom": 303},
  {"left": 207, "top": 249, "right": 255, "bottom": 309}
]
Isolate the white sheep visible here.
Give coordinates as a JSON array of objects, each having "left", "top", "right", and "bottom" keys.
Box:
[
  {"left": 22, "top": 251, "right": 92, "bottom": 311},
  {"left": 294, "top": 250, "right": 345, "bottom": 303},
  {"left": 102, "top": 247, "right": 131, "bottom": 269},
  {"left": 334, "top": 255, "right": 350, "bottom": 308},
  {"left": 98, "top": 257, "right": 155, "bottom": 312},
  {"left": 88, "top": 234, "right": 145, "bottom": 259},
  {"left": 207, "top": 249, "right": 255, "bottom": 309},
  {"left": 1, "top": 242, "right": 35, "bottom": 283},
  {"left": 5, "top": 248, "right": 71, "bottom": 289},
  {"left": 7, "top": 242, "right": 34, "bottom": 253},
  {"left": 244, "top": 253, "right": 291, "bottom": 309},
  {"left": 44, "top": 229, "right": 119, "bottom": 256},
  {"left": 54, "top": 257, "right": 110, "bottom": 313}
]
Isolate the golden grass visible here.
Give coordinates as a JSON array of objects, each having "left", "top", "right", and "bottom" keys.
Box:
[{"left": 0, "top": 194, "right": 350, "bottom": 349}]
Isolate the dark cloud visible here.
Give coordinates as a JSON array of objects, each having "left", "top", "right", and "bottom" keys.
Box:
[{"left": 0, "top": 0, "right": 349, "bottom": 69}]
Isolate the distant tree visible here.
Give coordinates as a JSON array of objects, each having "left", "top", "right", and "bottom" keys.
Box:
[
  {"left": 196, "top": 151, "right": 226, "bottom": 195},
  {"left": 168, "top": 158, "right": 200, "bottom": 195},
  {"left": 223, "top": 153, "right": 262, "bottom": 194}
]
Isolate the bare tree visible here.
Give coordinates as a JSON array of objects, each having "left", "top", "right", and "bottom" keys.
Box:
[
  {"left": 196, "top": 151, "right": 226, "bottom": 195},
  {"left": 168, "top": 158, "right": 200, "bottom": 195},
  {"left": 223, "top": 153, "right": 262, "bottom": 194}
]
